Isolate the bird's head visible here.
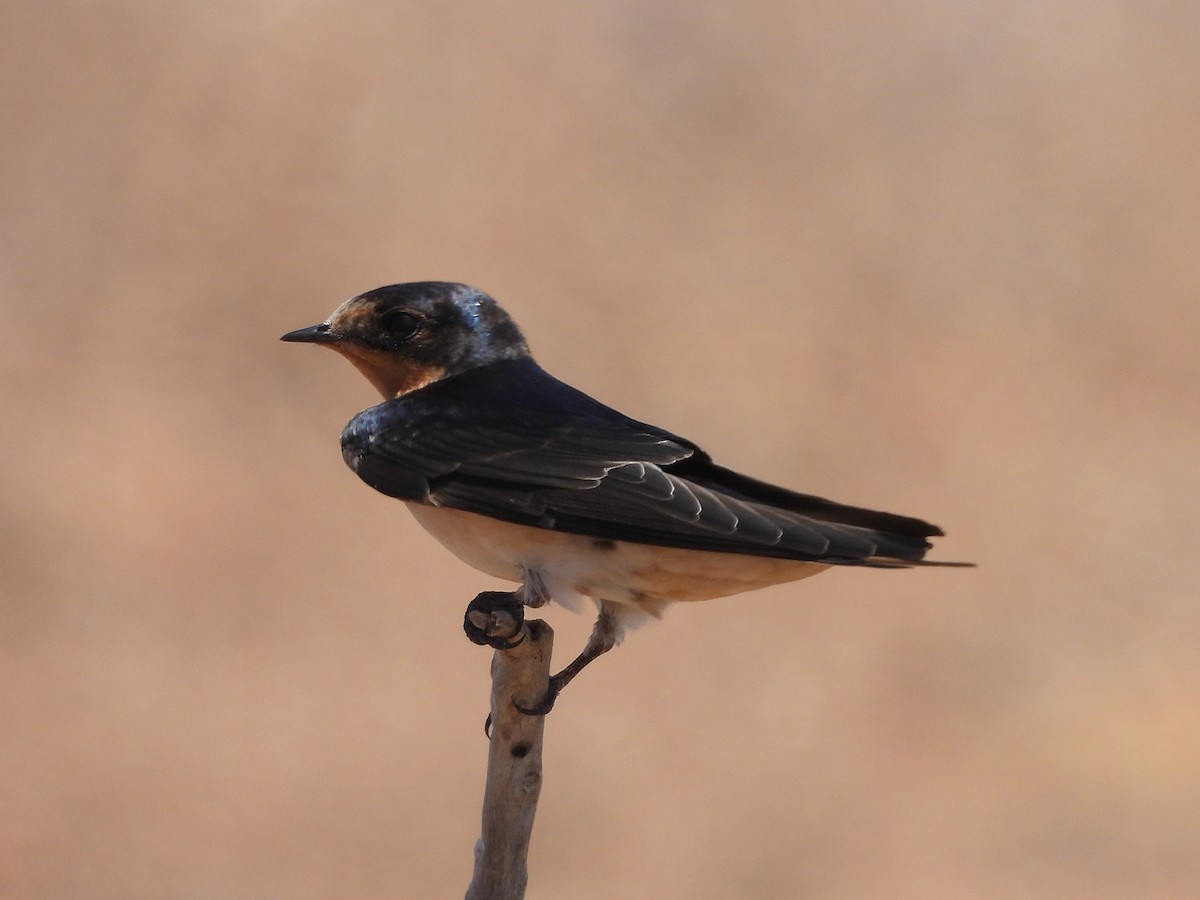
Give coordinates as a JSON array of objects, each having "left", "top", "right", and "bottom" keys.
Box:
[{"left": 281, "top": 282, "right": 530, "bottom": 398}]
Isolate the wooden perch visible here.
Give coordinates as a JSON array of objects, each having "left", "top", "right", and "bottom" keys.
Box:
[{"left": 465, "top": 613, "right": 554, "bottom": 900}]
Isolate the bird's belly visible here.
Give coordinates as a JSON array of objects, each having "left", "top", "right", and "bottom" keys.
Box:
[{"left": 406, "top": 504, "right": 828, "bottom": 618}]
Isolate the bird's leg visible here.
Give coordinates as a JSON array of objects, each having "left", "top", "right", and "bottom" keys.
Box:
[
  {"left": 515, "top": 602, "right": 622, "bottom": 716},
  {"left": 518, "top": 568, "right": 551, "bottom": 608},
  {"left": 463, "top": 590, "right": 526, "bottom": 650}
]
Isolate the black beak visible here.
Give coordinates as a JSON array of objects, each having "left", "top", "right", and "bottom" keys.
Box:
[{"left": 280, "top": 322, "right": 340, "bottom": 344}]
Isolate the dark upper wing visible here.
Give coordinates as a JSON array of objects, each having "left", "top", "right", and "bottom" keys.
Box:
[{"left": 341, "top": 358, "right": 947, "bottom": 565}]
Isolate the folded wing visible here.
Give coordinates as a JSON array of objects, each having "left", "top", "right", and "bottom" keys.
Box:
[{"left": 342, "top": 359, "right": 948, "bottom": 566}]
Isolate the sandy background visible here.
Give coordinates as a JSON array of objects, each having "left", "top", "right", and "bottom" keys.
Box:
[{"left": 3, "top": 2, "right": 1198, "bottom": 898}]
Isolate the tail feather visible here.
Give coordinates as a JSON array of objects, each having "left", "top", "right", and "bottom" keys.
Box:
[
  {"left": 681, "top": 461, "right": 946, "bottom": 540},
  {"left": 859, "top": 556, "right": 976, "bottom": 569}
]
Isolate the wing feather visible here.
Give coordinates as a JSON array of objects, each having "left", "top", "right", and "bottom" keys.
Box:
[{"left": 341, "top": 359, "right": 943, "bottom": 565}]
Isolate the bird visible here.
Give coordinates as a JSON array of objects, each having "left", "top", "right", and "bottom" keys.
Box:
[{"left": 282, "top": 281, "right": 969, "bottom": 713}]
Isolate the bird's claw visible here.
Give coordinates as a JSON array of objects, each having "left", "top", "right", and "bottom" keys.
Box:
[
  {"left": 463, "top": 590, "right": 525, "bottom": 649},
  {"left": 513, "top": 675, "right": 562, "bottom": 717},
  {"left": 483, "top": 680, "right": 555, "bottom": 739}
]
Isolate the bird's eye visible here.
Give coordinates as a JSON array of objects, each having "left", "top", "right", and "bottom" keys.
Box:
[{"left": 379, "top": 308, "right": 421, "bottom": 345}]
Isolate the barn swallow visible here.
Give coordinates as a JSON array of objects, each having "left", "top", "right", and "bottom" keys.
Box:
[{"left": 282, "top": 282, "right": 969, "bottom": 714}]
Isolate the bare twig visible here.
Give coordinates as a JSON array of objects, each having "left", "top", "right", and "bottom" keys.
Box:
[{"left": 465, "top": 618, "right": 554, "bottom": 900}]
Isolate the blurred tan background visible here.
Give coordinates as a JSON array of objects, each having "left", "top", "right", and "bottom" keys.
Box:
[{"left": 2, "top": 2, "right": 1198, "bottom": 898}]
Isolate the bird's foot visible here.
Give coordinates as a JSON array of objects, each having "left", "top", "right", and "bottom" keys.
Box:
[
  {"left": 510, "top": 602, "right": 622, "bottom": 718},
  {"left": 466, "top": 591, "right": 529, "bottom": 739},
  {"left": 512, "top": 672, "right": 565, "bottom": 717},
  {"left": 485, "top": 669, "right": 562, "bottom": 738},
  {"left": 463, "top": 590, "right": 526, "bottom": 650}
]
